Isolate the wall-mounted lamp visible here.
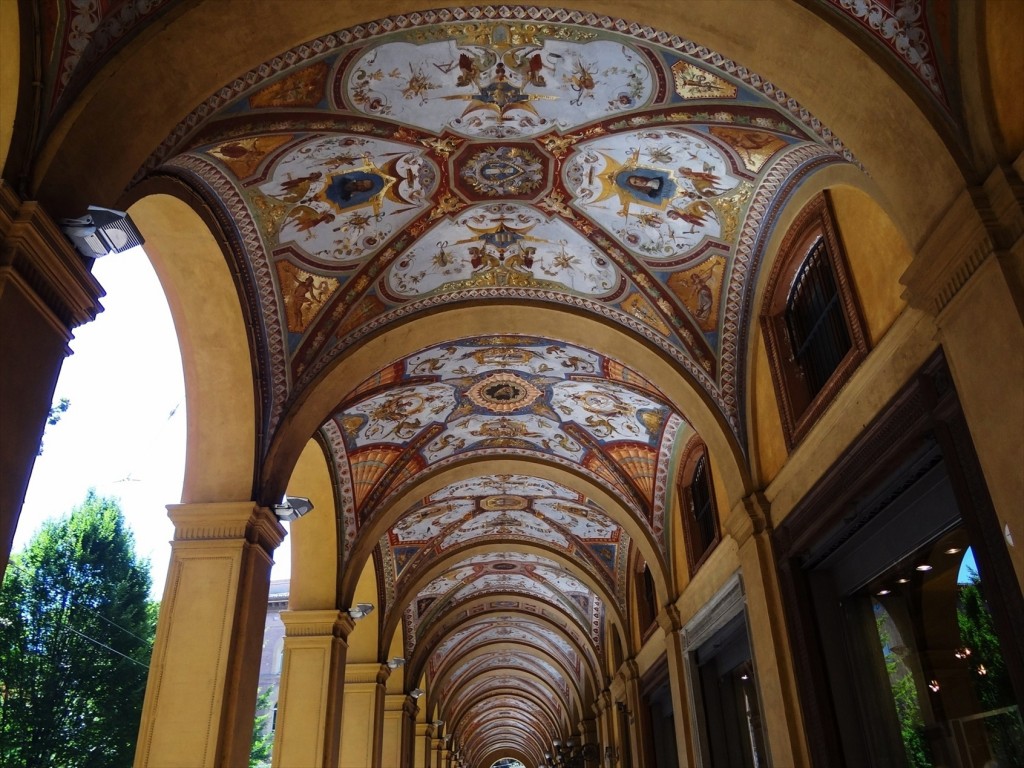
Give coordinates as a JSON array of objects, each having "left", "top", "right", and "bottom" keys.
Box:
[
  {"left": 272, "top": 496, "right": 314, "bottom": 521},
  {"left": 410, "top": 688, "right": 425, "bottom": 699},
  {"left": 347, "top": 603, "right": 374, "bottom": 619},
  {"left": 433, "top": 719, "right": 444, "bottom": 727},
  {"left": 387, "top": 657, "right": 406, "bottom": 669},
  {"left": 61, "top": 206, "right": 145, "bottom": 259}
]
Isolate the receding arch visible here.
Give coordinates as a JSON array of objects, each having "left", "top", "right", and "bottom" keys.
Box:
[
  {"left": 341, "top": 456, "right": 674, "bottom": 615},
  {"left": 381, "top": 539, "right": 625, "bottom": 661}
]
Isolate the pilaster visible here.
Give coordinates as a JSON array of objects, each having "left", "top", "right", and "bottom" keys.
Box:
[
  {"left": 0, "top": 181, "right": 104, "bottom": 579},
  {"left": 273, "top": 610, "right": 355, "bottom": 768},
  {"left": 733, "top": 493, "right": 808, "bottom": 768},
  {"left": 901, "top": 163, "right": 1024, "bottom": 587},
  {"left": 134, "top": 502, "right": 285, "bottom": 768},
  {"left": 656, "top": 605, "right": 696, "bottom": 767}
]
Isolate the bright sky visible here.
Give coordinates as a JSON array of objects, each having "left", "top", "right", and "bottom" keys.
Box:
[{"left": 16, "top": 246, "right": 290, "bottom": 598}]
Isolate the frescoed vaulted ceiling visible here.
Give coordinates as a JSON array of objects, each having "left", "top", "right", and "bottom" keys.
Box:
[
  {"left": 150, "top": 9, "right": 857, "bottom": 449},
  {"left": 79, "top": 4, "right": 958, "bottom": 764}
]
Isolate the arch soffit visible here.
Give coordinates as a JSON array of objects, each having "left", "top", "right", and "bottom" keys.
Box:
[
  {"left": 409, "top": 598, "right": 598, "bottom": 696},
  {"left": 126, "top": 192, "right": 257, "bottom": 502},
  {"left": 345, "top": 456, "right": 672, "bottom": 613},
  {"left": 409, "top": 608, "right": 602, "bottom": 698},
  {"left": 447, "top": 670, "right": 569, "bottom": 737},
  {"left": 432, "top": 641, "right": 589, "bottom": 722},
  {"left": 444, "top": 666, "right": 576, "bottom": 734}
]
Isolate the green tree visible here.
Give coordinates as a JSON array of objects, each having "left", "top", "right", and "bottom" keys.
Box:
[
  {"left": 250, "top": 686, "right": 275, "bottom": 768},
  {"left": 0, "top": 491, "right": 156, "bottom": 767}
]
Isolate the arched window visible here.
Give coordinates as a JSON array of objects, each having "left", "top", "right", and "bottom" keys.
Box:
[
  {"left": 636, "top": 562, "right": 657, "bottom": 633},
  {"left": 679, "top": 439, "right": 721, "bottom": 574},
  {"left": 761, "top": 191, "right": 868, "bottom": 448}
]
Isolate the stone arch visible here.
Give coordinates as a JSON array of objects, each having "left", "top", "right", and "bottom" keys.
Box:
[
  {"left": 126, "top": 192, "right": 257, "bottom": 503},
  {"left": 745, "top": 165, "right": 917, "bottom": 486}
]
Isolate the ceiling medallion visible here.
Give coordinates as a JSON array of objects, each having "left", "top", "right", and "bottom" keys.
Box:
[
  {"left": 458, "top": 144, "right": 546, "bottom": 198},
  {"left": 481, "top": 495, "right": 529, "bottom": 511},
  {"left": 466, "top": 372, "right": 543, "bottom": 413}
]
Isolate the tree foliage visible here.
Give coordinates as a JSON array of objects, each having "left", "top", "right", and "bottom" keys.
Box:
[
  {"left": 250, "top": 686, "right": 275, "bottom": 768},
  {"left": 0, "top": 491, "right": 156, "bottom": 767}
]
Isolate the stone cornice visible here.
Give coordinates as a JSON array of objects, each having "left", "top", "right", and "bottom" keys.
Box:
[
  {"left": 168, "top": 502, "right": 286, "bottom": 551},
  {"left": 0, "top": 181, "right": 104, "bottom": 332},
  {"left": 902, "top": 163, "right": 1023, "bottom": 317}
]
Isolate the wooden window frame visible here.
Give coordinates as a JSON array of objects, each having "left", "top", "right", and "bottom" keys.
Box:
[
  {"left": 679, "top": 437, "right": 721, "bottom": 576},
  {"left": 760, "top": 191, "right": 869, "bottom": 450}
]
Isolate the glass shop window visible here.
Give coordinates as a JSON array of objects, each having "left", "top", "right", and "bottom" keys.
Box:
[{"left": 863, "top": 534, "right": 1023, "bottom": 767}]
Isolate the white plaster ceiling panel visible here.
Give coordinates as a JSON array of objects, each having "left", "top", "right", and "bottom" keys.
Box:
[
  {"left": 343, "top": 37, "right": 655, "bottom": 139},
  {"left": 343, "top": 382, "right": 457, "bottom": 447},
  {"left": 438, "top": 509, "right": 571, "bottom": 550},
  {"left": 444, "top": 652, "right": 570, "bottom": 704},
  {"left": 390, "top": 498, "right": 477, "bottom": 543},
  {"left": 405, "top": 340, "right": 604, "bottom": 381},
  {"left": 547, "top": 380, "right": 667, "bottom": 445},
  {"left": 426, "top": 473, "right": 587, "bottom": 501},
  {"left": 258, "top": 134, "right": 437, "bottom": 263},
  {"left": 529, "top": 497, "right": 618, "bottom": 540},
  {"left": 386, "top": 203, "right": 621, "bottom": 298},
  {"left": 564, "top": 127, "right": 747, "bottom": 261},
  {"left": 422, "top": 411, "right": 585, "bottom": 463}
]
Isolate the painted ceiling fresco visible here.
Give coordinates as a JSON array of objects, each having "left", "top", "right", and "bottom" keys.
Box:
[
  {"left": 323, "top": 338, "right": 691, "bottom": 566},
  {"left": 151, "top": 7, "right": 862, "bottom": 451}
]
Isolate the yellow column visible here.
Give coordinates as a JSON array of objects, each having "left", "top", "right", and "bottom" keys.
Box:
[
  {"left": 273, "top": 610, "right": 354, "bottom": 768},
  {"left": 0, "top": 182, "right": 103, "bottom": 579},
  {"left": 901, "top": 163, "right": 1024, "bottom": 587},
  {"left": 724, "top": 492, "right": 808, "bottom": 768},
  {"left": 657, "top": 605, "right": 696, "bottom": 767},
  {"left": 340, "top": 662, "right": 385, "bottom": 768},
  {"left": 134, "top": 502, "right": 285, "bottom": 768}
]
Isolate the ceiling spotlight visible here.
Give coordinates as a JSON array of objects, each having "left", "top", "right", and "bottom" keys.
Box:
[
  {"left": 410, "top": 688, "right": 425, "bottom": 699},
  {"left": 876, "top": 589, "right": 891, "bottom": 596},
  {"left": 915, "top": 564, "right": 933, "bottom": 572},
  {"left": 945, "top": 546, "right": 963, "bottom": 555},
  {"left": 896, "top": 577, "right": 910, "bottom": 584},
  {"left": 387, "top": 657, "right": 406, "bottom": 669},
  {"left": 272, "top": 496, "right": 315, "bottom": 521},
  {"left": 347, "top": 602, "right": 374, "bottom": 619}
]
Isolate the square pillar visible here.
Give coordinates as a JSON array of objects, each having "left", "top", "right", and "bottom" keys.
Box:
[
  {"left": 134, "top": 502, "right": 285, "bottom": 767},
  {"left": 273, "top": 610, "right": 355, "bottom": 768}
]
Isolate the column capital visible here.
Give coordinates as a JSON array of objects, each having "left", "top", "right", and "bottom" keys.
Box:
[
  {"left": 167, "top": 501, "right": 286, "bottom": 550},
  {"left": 0, "top": 181, "right": 104, "bottom": 333},
  {"left": 724, "top": 491, "right": 771, "bottom": 547},
  {"left": 280, "top": 608, "right": 354, "bottom": 639},
  {"left": 656, "top": 603, "right": 682, "bottom": 634},
  {"left": 346, "top": 661, "right": 386, "bottom": 684}
]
